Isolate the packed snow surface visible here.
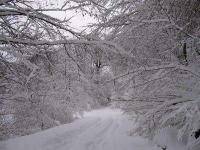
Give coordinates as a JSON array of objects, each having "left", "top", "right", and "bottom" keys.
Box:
[{"left": 0, "top": 108, "right": 159, "bottom": 150}]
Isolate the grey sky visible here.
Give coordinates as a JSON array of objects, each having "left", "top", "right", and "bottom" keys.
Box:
[
  {"left": 40, "top": 0, "right": 96, "bottom": 32},
  {"left": 49, "top": 11, "right": 96, "bottom": 31}
]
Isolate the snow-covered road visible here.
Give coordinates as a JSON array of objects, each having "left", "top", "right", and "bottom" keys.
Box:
[{"left": 0, "top": 108, "right": 158, "bottom": 150}]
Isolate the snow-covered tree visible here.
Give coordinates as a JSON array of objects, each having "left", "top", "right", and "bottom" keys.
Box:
[
  {"left": 81, "top": 0, "right": 200, "bottom": 148},
  {"left": 0, "top": 0, "right": 117, "bottom": 139}
]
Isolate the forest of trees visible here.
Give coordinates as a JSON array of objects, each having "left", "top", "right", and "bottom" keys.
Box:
[{"left": 0, "top": 0, "right": 200, "bottom": 149}]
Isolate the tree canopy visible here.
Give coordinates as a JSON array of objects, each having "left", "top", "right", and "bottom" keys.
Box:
[{"left": 1, "top": 0, "right": 200, "bottom": 149}]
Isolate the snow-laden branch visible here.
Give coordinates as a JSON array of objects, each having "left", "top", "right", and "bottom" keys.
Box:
[
  {"left": 145, "top": 99, "right": 193, "bottom": 118},
  {"left": 105, "top": 63, "right": 200, "bottom": 84},
  {"left": 93, "top": 18, "right": 170, "bottom": 28},
  {"left": 112, "top": 94, "right": 182, "bottom": 102},
  {"left": 139, "top": 19, "right": 169, "bottom": 23},
  {"left": 105, "top": 63, "right": 177, "bottom": 83},
  {"left": 0, "top": 0, "right": 11, "bottom": 5},
  {"left": 0, "top": 36, "right": 129, "bottom": 55},
  {"left": 0, "top": 5, "right": 81, "bottom": 37}
]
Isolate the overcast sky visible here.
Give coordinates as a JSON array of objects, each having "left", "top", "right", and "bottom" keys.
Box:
[
  {"left": 49, "top": 11, "right": 96, "bottom": 32},
  {"left": 40, "top": 0, "right": 96, "bottom": 32}
]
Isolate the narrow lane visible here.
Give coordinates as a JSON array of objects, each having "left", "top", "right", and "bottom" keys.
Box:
[{"left": 0, "top": 108, "right": 158, "bottom": 150}]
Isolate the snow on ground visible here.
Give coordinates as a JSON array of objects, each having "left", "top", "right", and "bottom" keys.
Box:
[
  {"left": 0, "top": 108, "right": 159, "bottom": 150},
  {"left": 153, "top": 127, "right": 187, "bottom": 150}
]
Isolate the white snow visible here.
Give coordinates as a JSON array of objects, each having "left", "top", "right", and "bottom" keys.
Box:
[
  {"left": 153, "top": 127, "right": 187, "bottom": 150},
  {"left": 0, "top": 108, "right": 159, "bottom": 150}
]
